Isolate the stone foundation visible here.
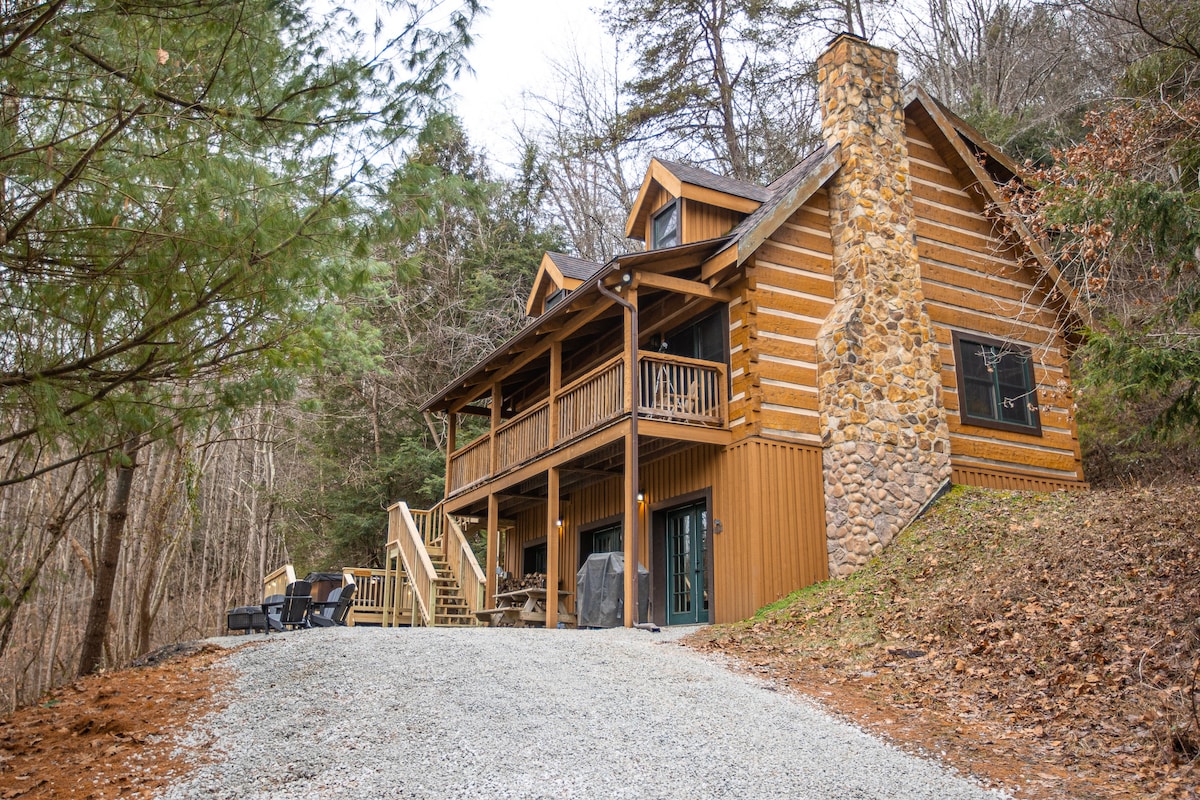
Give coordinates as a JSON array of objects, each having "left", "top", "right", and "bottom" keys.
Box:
[{"left": 815, "top": 34, "right": 952, "bottom": 578}]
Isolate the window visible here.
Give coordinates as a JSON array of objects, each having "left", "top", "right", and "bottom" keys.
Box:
[
  {"left": 579, "top": 524, "right": 622, "bottom": 568},
  {"left": 652, "top": 200, "right": 679, "bottom": 249},
  {"left": 522, "top": 539, "right": 547, "bottom": 576},
  {"left": 663, "top": 310, "right": 727, "bottom": 364},
  {"left": 953, "top": 332, "right": 1042, "bottom": 434},
  {"left": 545, "top": 288, "right": 566, "bottom": 311}
]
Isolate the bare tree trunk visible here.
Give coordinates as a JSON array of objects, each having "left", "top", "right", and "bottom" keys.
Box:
[
  {"left": 78, "top": 435, "right": 141, "bottom": 677},
  {"left": 0, "top": 469, "right": 86, "bottom": 659}
]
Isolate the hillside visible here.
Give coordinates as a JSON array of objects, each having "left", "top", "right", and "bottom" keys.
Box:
[{"left": 689, "top": 484, "right": 1200, "bottom": 799}]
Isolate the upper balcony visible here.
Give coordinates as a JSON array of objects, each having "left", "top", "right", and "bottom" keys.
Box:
[{"left": 447, "top": 350, "right": 728, "bottom": 497}]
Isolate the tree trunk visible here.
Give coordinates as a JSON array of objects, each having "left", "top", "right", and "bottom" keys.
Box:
[{"left": 77, "top": 435, "right": 141, "bottom": 676}]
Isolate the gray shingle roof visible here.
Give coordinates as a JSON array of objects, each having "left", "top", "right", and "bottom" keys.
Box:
[
  {"left": 654, "top": 159, "right": 772, "bottom": 203},
  {"left": 726, "top": 145, "right": 831, "bottom": 241},
  {"left": 546, "top": 252, "right": 604, "bottom": 281}
]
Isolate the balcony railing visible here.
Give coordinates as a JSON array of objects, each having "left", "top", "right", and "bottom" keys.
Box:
[
  {"left": 496, "top": 401, "right": 550, "bottom": 472},
  {"left": 446, "top": 351, "right": 727, "bottom": 495},
  {"left": 450, "top": 433, "right": 491, "bottom": 494},
  {"left": 639, "top": 353, "right": 725, "bottom": 426},
  {"left": 558, "top": 356, "right": 625, "bottom": 441}
]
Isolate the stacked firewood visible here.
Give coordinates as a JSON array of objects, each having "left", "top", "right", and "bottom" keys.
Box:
[{"left": 497, "top": 573, "right": 546, "bottom": 594}]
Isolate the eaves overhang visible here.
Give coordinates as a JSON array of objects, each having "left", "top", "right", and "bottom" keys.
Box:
[{"left": 420, "top": 237, "right": 734, "bottom": 415}]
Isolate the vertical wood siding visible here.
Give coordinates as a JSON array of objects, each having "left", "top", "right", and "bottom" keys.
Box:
[
  {"left": 714, "top": 438, "right": 827, "bottom": 622},
  {"left": 907, "top": 119, "right": 1085, "bottom": 486},
  {"left": 500, "top": 439, "right": 826, "bottom": 625},
  {"left": 683, "top": 200, "right": 742, "bottom": 243}
]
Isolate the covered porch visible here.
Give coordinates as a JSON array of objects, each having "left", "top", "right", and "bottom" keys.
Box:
[{"left": 424, "top": 250, "right": 738, "bottom": 628}]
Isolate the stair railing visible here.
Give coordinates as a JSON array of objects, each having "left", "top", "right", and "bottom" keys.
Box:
[
  {"left": 388, "top": 501, "right": 437, "bottom": 626},
  {"left": 409, "top": 502, "right": 446, "bottom": 550},
  {"left": 443, "top": 513, "right": 488, "bottom": 616}
]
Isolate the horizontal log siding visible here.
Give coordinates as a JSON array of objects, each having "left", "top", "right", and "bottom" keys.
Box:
[
  {"left": 500, "top": 440, "right": 826, "bottom": 625},
  {"left": 727, "top": 278, "right": 755, "bottom": 435},
  {"left": 683, "top": 199, "right": 742, "bottom": 243},
  {"left": 907, "top": 122, "right": 1085, "bottom": 487},
  {"left": 714, "top": 438, "right": 827, "bottom": 622},
  {"left": 746, "top": 190, "right": 833, "bottom": 445}
]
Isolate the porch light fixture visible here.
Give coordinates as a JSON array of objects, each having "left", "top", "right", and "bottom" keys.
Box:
[
  {"left": 556, "top": 518, "right": 563, "bottom": 528},
  {"left": 620, "top": 272, "right": 633, "bottom": 285},
  {"left": 636, "top": 491, "right": 645, "bottom": 503}
]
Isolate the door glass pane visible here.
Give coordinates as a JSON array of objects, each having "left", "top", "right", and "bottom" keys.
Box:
[
  {"left": 698, "top": 509, "right": 709, "bottom": 613},
  {"left": 580, "top": 524, "right": 622, "bottom": 567},
  {"left": 670, "top": 513, "right": 691, "bottom": 616}
]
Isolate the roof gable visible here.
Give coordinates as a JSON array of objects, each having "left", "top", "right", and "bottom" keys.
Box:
[
  {"left": 900, "top": 85, "right": 1087, "bottom": 329},
  {"left": 524, "top": 252, "right": 603, "bottom": 317},
  {"left": 625, "top": 158, "right": 769, "bottom": 241}
]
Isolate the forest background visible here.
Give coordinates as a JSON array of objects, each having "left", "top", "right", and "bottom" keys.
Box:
[{"left": 0, "top": 0, "right": 1195, "bottom": 708}]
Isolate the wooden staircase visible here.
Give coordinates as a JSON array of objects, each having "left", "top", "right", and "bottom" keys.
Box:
[
  {"left": 428, "top": 548, "right": 475, "bottom": 627},
  {"left": 383, "top": 501, "right": 486, "bottom": 628}
]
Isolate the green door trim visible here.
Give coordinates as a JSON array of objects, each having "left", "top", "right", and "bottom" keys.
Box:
[{"left": 665, "top": 501, "right": 709, "bottom": 625}]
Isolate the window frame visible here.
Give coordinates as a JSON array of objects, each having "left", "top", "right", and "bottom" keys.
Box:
[
  {"left": 544, "top": 288, "right": 566, "bottom": 311},
  {"left": 651, "top": 199, "right": 680, "bottom": 249},
  {"left": 951, "top": 330, "right": 1042, "bottom": 436}
]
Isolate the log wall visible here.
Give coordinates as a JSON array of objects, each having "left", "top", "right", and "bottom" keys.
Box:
[
  {"left": 906, "top": 118, "right": 1085, "bottom": 488},
  {"left": 742, "top": 189, "right": 835, "bottom": 446}
]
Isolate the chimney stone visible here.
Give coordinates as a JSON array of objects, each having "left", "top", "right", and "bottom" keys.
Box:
[{"left": 814, "top": 34, "right": 952, "bottom": 577}]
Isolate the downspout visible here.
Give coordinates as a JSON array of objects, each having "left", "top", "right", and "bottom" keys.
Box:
[{"left": 596, "top": 276, "right": 640, "bottom": 625}]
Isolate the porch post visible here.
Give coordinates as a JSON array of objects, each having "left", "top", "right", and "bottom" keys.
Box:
[
  {"left": 623, "top": 432, "right": 638, "bottom": 626},
  {"left": 490, "top": 384, "right": 502, "bottom": 478},
  {"left": 549, "top": 340, "right": 562, "bottom": 446},
  {"left": 546, "top": 467, "right": 560, "bottom": 628},
  {"left": 444, "top": 413, "right": 456, "bottom": 499},
  {"left": 597, "top": 277, "right": 641, "bottom": 627},
  {"left": 486, "top": 493, "right": 499, "bottom": 605}
]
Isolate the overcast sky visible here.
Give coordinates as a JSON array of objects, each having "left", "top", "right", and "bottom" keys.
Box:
[{"left": 448, "top": 1, "right": 611, "bottom": 166}]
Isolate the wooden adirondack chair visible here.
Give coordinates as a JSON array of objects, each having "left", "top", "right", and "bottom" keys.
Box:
[
  {"left": 263, "top": 580, "right": 312, "bottom": 633},
  {"left": 308, "top": 581, "right": 357, "bottom": 627}
]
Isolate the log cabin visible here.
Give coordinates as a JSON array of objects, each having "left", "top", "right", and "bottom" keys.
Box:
[{"left": 382, "top": 33, "right": 1086, "bottom": 630}]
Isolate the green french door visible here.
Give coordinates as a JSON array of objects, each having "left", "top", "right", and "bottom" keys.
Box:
[{"left": 666, "top": 503, "right": 709, "bottom": 625}]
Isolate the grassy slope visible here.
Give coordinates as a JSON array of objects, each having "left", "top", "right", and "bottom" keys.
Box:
[{"left": 689, "top": 485, "right": 1200, "bottom": 799}]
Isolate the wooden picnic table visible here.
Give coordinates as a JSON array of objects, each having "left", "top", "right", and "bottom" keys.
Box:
[{"left": 474, "top": 588, "right": 577, "bottom": 628}]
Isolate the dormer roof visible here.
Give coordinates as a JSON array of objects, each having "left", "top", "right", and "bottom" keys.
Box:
[
  {"left": 524, "top": 252, "right": 604, "bottom": 317},
  {"left": 625, "top": 158, "right": 770, "bottom": 241}
]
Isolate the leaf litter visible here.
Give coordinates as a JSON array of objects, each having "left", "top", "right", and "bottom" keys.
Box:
[
  {"left": 688, "top": 484, "right": 1200, "bottom": 800},
  {"left": 0, "top": 643, "right": 231, "bottom": 799}
]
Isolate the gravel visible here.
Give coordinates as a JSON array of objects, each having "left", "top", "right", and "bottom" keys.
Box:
[{"left": 161, "top": 626, "right": 1008, "bottom": 800}]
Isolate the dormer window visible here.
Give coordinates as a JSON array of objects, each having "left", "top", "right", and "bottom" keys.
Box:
[
  {"left": 652, "top": 200, "right": 679, "bottom": 249},
  {"left": 545, "top": 288, "right": 566, "bottom": 311}
]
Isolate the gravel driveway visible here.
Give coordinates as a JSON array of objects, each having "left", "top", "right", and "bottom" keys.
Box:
[{"left": 163, "top": 626, "right": 1006, "bottom": 800}]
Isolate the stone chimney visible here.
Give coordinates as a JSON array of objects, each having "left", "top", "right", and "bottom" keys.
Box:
[{"left": 814, "top": 34, "right": 952, "bottom": 577}]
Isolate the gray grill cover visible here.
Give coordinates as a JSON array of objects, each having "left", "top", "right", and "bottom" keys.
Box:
[{"left": 576, "top": 552, "right": 650, "bottom": 628}]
